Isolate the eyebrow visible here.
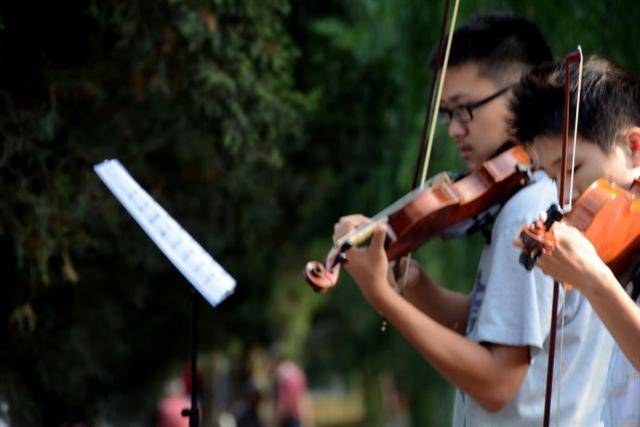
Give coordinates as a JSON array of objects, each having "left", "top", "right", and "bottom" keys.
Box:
[
  {"left": 550, "top": 157, "right": 563, "bottom": 168},
  {"left": 442, "top": 93, "right": 465, "bottom": 104}
]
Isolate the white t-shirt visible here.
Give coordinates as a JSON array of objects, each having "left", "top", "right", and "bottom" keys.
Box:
[
  {"left": 452, "top": 171, "right": 614, "bottom": 427},
  {"left": 602, "top": 294, "right": 640, "bottom": 426}
]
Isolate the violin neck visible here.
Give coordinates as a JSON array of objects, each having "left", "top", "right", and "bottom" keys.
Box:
[{"left": 335, "top": 219, "right": 386, "bottom": 250}]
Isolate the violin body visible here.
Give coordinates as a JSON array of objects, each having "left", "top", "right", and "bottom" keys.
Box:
[
  {"left": 305, "top": 146, "right": 533, "bottom": 292},
  {"left": 568, "top": 179, "right": 640, "bottom": 279},
  {"left": 520, "top": 178, "right": 640, "bottom": 281},
  {"left": 386, "top": 145, "right": 532, "bottom": 259}
]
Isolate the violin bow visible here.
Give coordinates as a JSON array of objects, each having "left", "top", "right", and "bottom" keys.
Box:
[
  {"left": 397, "top": 0, "right": 460, "bottom": 292},
  {"left": 412, "top": 0, "right": 459, "bottom": 189},
  {"left": 543, "top": 46, "right": 583, "bottom": 427}
]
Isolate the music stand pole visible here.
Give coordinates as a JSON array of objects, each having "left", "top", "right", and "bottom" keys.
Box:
[{"left": 182, "top": 287, "right": 200, "bottom": 427}]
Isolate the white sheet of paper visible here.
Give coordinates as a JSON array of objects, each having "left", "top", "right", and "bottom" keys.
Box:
[{"left": 94, "top": 159, "right": 235, "bottom": 307}]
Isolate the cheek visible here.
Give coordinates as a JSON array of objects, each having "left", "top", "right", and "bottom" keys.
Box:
[
  {"left": 575, "top": 167, "right": 598, "bottom": 189},
  {"left": 479, "top": 110, "right": 508, "bottom": 136},
  {"left": 470, "top": 116, "right": 506, "bottom": 152},
  {"left": 487, "top": 102, "right": 511, "bottom": 128},
  {"left": 604, "top": 155, "right": 630, "bottom": 184}
]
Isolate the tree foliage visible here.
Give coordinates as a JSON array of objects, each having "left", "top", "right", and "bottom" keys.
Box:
[{"left": 1, "top": 0, "right": 311, "bottom": 424}]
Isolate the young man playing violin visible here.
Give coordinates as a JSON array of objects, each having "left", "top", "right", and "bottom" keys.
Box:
[
  {"left": 511, "top": 55, "right": 640, "bottom": 426},
  {"left": 334, "top": 13, "right": 614, "bottom": 426}
]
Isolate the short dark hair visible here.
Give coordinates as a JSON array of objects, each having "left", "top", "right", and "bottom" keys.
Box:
[
  {"left": 510, "top": 55, "right": 640, "bottom": 152},
  {"left": 431, "top": 12, "right": 552, "bottom": 85}
]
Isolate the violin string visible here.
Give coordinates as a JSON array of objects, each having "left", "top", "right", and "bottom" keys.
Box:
[
  {"left": 334, "top": 187, "right": 426, "bottom": 249},
  {"left": 336, "top": 152, "right": 462, "bottom": 249}
]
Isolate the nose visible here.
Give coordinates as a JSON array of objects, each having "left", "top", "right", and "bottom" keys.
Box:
[{"left": 448, "top": 118, "right": 468, "bottom": 140}]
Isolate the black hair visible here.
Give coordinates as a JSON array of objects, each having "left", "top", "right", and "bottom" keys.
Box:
[
  {"left": 431, "top": 12, "right": 553, "bottom": 85},
  {"left": 510, "top": 55, "right": 640, "bottom": 152}
]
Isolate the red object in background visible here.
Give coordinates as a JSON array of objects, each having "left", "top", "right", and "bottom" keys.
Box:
[
  {"left": 182, "top": 366, "right": 204, "bottom": 395},
  {"left": 157, "top": 395, "right": 190, "bottom": 427},
  {"left": 275, "top": 360, "right": 308, "bottom": 421}
]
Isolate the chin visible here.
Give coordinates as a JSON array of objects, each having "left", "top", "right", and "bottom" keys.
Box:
[{"left": 463, "top": 159, "right": 478, "bottom": 171}]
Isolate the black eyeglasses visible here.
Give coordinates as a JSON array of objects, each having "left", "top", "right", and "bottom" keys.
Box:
[{"left": 438, "top": 86, "right": 512, "bottom": 124}]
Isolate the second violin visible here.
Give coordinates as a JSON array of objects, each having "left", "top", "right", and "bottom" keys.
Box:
[{"left": 520, "top": 178, "right": 640, "bottom": 282}]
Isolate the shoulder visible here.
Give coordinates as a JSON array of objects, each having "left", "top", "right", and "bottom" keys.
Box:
[{"left": 496, "top": 171, "right": 557, "bottom": 227}]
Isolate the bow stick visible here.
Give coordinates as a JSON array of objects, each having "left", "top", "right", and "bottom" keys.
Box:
[
  {"left": 543, "top": 46, "right": 583, "bottom": 427},
  {"left": 395, "top": 0, "right": 461, "bottom": 294}
]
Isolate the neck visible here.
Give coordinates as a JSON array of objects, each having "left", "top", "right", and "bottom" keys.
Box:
[{"left": 493, "top": 140, "right": 515, "bottom": 157}]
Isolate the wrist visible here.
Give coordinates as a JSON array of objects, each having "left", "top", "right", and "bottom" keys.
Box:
[
  {"left": 368, "top": 280, "right": 398, "bottom": 312},
  {"left": 579, "top": 260, "right": 616, "bottom": 299}
]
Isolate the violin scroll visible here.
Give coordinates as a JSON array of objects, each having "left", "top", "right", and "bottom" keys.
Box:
[
  {"left": 304, "top": 260, "right": 340, "bottom": 293},
  {"left": 304, "top": 244, "right": 351, "bottom": 292}
]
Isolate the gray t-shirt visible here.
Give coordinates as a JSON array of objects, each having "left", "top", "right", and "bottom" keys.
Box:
[{"left": 452, "top": 171, "right": 614, "bottom": 427}]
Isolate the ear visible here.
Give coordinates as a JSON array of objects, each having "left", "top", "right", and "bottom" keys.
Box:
[{"left": 626, "top": 127, "right": 640, "bottom": 167}]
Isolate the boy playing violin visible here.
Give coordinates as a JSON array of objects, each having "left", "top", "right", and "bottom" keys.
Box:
[
  {"left": 334, "top": 13, "right": 613, "bottom": 426},
  {"left": 511, "top": 55, "right": 640, "bottom": 426}
]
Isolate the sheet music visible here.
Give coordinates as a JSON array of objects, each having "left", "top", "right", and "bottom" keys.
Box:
[{"left": 94, "top": 159, "right": 235, "bottom": 307}]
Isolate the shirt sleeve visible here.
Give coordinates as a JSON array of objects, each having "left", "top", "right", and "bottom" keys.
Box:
[{"left": 473, "top": 214, "right": 556, "bottom": 360}]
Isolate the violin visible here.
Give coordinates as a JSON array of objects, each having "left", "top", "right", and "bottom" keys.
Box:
[
  {"left": 520, "top": 178, "right": 640, "bottom": 282},
  {"left": 305, "top": 145, "right": 533, "bottom": 292}
]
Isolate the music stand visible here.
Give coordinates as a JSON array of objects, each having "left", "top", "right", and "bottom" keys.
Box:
[{"left": 94, "top": 159, "right": 236, "bottom": 427}]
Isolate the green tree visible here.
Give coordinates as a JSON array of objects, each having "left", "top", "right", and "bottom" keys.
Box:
[{"left": 0, "top": 0, "right": 311, "bottom": 424}]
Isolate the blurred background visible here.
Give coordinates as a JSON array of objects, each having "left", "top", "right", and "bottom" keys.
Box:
[{"left": 1, "top": 0, "right": 639, "bottom": 426}]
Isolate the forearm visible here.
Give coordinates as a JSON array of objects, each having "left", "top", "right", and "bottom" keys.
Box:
[
  {"left": 374, "top": 287, "right": 528, "bottom": 411},
  {"left": 402, "top": 273, "right": 470, "bottom": 334},
  {"left": 582, "top": 267, "right": 640, "bottom": 371}
]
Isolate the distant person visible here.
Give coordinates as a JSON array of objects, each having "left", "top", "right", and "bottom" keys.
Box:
[
  {"left": 157, "top": 377, "right": 190, "bottom": 427},
  {"left": 235, "top": 383, "right": 264, "bottom": 427},
  {"left": 271, "top": 349, "right": 313, "bottom": 427}
]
